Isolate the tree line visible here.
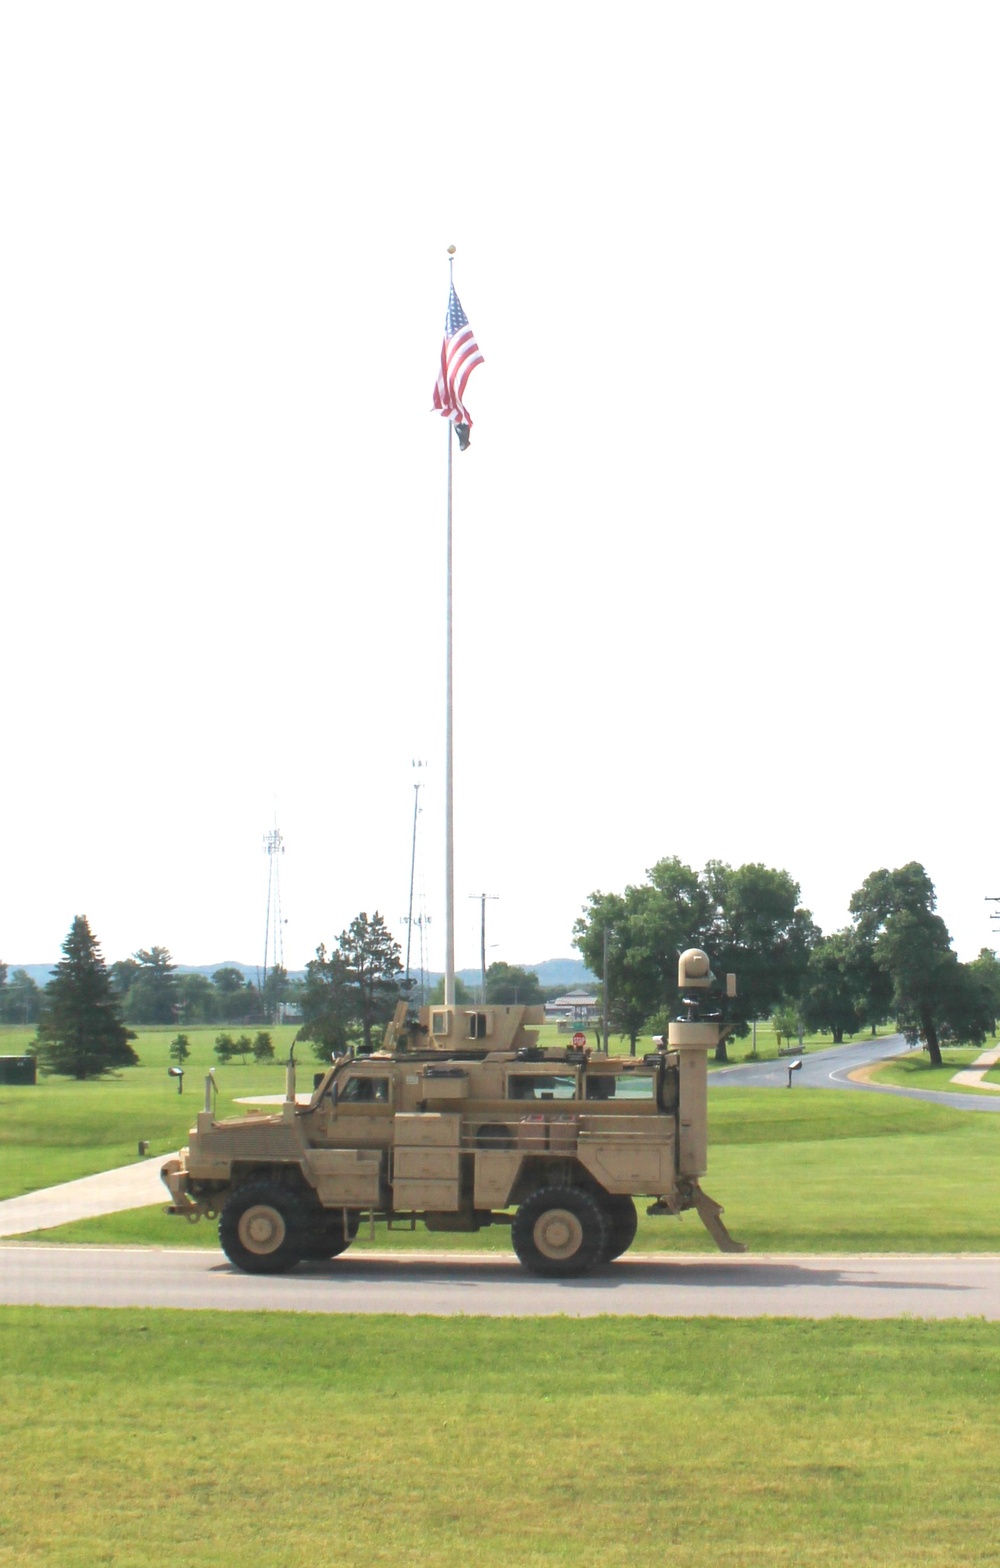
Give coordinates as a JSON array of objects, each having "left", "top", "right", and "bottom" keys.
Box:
[
  {"left": 12, "top": 856, "right": 998, "bottom": 1079},
  {"left": 574, "top": 857, "right": 1000, "bottom": 1064}
]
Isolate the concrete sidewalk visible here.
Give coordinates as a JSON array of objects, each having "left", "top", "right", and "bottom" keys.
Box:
[
  {"left": 951, "top": 1046, "right": 1000, "bottom": 1093},
  {"left": 0, "top": 1155, "right": 175, "bottom": 1239}
]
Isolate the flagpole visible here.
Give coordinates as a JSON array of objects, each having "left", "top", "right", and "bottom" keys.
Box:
[
  {"left": 444, "top": 246, "right": 456, "bottom": 1009},
  {"left": 445, "top": 412, "right": 455, "bottom": 1007}
]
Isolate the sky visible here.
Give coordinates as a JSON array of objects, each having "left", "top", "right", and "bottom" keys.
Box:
[{"left": 2, "top": 2, "right": 998, "bottom": 977}]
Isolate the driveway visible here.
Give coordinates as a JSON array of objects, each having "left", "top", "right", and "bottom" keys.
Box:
[{"left": 712, "top": 1033, "right": 1000, "bottom": 1111}]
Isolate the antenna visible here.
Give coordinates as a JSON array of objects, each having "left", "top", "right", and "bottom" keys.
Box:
[
  {"left": 260, "top": 813, "right": 285, "bottom": 1021},
  {"left": 404, "top": 762, "right": 427, "bottom": 988},
  {"left": 469, "top": 892, "right": 499, "bottom": 1004}
]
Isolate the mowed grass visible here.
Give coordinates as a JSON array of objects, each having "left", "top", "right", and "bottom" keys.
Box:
[
  {"left": 864, "top": 1047, "right": 1000, "bottom": 1096},
  {"left": 1, "top": 1309, "right": 999, "bottom": 1568},
  {"left": 17, "top": 1085, "right": 1000, "bottom": 1254},
  {"left": 0, "top": 1024, "right": 303, "bottom": 1200},
  {"left": 0, "top": 1019, "right": 898, "bottom": 1204}
]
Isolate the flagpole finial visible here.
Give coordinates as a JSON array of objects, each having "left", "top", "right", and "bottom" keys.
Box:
[{"left": 447, "top": 245, "right": 456, "bottom": 255}]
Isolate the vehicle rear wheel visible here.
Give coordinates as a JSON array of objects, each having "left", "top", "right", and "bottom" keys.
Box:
[
  {"left": 301, "top": 1211, "right": 359, "bottom": 1261},
  {"left": 511, "top": 1185, "right": 609, "bottom": 1278},
  {"left": 220, "top": 1180, "right": 305, "bottom": 1274},
  {"left": 599, "top": 1193, "right": 638, "bottom": 1262}
]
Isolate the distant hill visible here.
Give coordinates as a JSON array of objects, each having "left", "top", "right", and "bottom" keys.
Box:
[
  {"left": 8, "top": 957, "right": 593, "bottom": 991},
  {"left": 448, "top": 957, "right": 595, "bottom": 990}
]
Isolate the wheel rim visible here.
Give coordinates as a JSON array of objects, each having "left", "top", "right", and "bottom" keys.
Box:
[
  {"left": 237, "top": 1203, "right": 286, "bottom": 1255},
  {"left": 533, "top": 1207, "right": 583, "bottom": 1261}
]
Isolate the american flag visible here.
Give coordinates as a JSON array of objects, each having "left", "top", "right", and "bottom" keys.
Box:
[{"left": 431, "top": 284, "right": 484, "bottom": 450}]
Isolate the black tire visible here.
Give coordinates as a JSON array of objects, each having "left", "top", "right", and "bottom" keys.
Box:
[
  {"left": 301, "top": 1211, "right": 359, "bottom": 1262},
  {"left": 598, "top": 1193, "right": 638, "bottom": 1262},
  {"left": 511, "top": 1185, "right": 609, "bottom": 1278},
  {"left": 219, "top": 1180, "right": 306, "bottom": 1274}
]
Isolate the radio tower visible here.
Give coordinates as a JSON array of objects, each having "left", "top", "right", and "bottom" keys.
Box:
[{"left": 260, "top": 817, "right": 285, "bottom": 1017}]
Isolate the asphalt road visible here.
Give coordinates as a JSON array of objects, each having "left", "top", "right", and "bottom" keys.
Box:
[
  {"left": 713, "top": 1033, "right": 1000, "bottom": 1110},
  {"left": 3, "top": 1246, "right": 1000, "bottom": 1318}
]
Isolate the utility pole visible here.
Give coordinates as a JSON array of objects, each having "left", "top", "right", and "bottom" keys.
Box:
[{"left": 470, "top": 893, "right": 499, "bottom": 1004}]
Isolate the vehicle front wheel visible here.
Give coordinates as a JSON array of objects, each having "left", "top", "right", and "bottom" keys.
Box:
[
  {"left": 599, "top": 1193, "right": 638, "bottom": 1262},
  {"left": 512, "top": 1186, "right": 609, "bottom": 1278},
  {"left": 219, "top": 1180, "right": 306, "bottom": 1274},
  {"left": 301, "top": 1211, "right": 359, "bottom": 1261}
]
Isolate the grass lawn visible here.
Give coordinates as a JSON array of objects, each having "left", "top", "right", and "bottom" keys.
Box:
[
  {"left": 1, "top": 1309, "right": 999, "bottom": 1567},
  {"left": 0, "top": 1020, "right": 878, "bottom": 1204},
  {"left": 0, "top": 1024, "right": 304, "bottom": 1200},
  {"left": 15, "top": 1084, "right": 1000, "bottom": 1254},
  {"left": 859, "top": 1047, "right": 1000, "bottom": 1097}
]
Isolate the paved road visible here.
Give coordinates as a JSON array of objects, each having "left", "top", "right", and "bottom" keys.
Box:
[
  {"left": 713, "top": 1033, "right": 1000, "bottom": 1111},
  {"left": 3, "top": 1246, "right": 999, "bottom": 1318}
]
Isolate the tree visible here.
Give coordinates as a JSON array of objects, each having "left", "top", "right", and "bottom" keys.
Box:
[
  {"left": 771, "top": 1005, "right": 800, "bottom": 1051},
  {"left": 699, "top": 862, "right": 818, "bottom": 1057},
  {"left": 261, "top": 964, "right": 290, "bottom": 1023},
  {"left": 174, "top": 972, "right": 216, "bottom": 1024},
  {"left": 799, "top": 930, "right": 890, "bottom": 1044},
  {"left": 428, "top": 975, "right": 473, "bottom": 1005},
  {"left": 34, "top": 916, "right": 138, "bottom": 1080},
  {"left": 297, "top": 944, "right": 355, "bottom": 1062},
  {"left": 338, "top": 912, "right": 403, "bottom": 1053},
  {"left": 252, "top": 1030, "right": 274, "bottom": 1062},
  {"left": 214, "top": 1032, "right": 236, "bottom": 1064},
  {"left": 967, "top": 949, "right": 1000, "bottom": 1032},
  {"left": 484, "top": 963, "right": 545, "bottom": 1005},
  {"left": 234, "top": 1033, "right": 253, "bottom": 1063},
  {"left": 849, "top": 863, "right": 992, "bottom": 1066},
  {"left": 0, "top": 969, "right": 42, "bottom": 1025},
  {"left": 574, "top": 857, "right": 818, "bottom": 1059},
  {"left": 169, "top": 1034, "right": 191, "bottom": 1065},
  {"left": 109, "top": 958, "right": 139, "bottom": 999},
  {"left": 574, "top": 884, "right": 675, "bottom": 1054},
  {"left": 125, "top": 946, "right": 179, "bottom": 1025},
  {"left": 212, "top": 967, "right": 250, "bottom": 1019}
]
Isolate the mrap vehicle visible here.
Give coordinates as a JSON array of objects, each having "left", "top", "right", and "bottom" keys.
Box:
[{"left": 161, "top": 949, "right": 744, "bottom": 1277}]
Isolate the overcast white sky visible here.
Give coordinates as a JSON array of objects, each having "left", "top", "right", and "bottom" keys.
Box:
[{"left": 2, "top": 3, "right": 998, "bottom": 976}]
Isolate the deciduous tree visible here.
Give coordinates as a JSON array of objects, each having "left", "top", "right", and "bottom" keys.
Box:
[
  {"left": 35, "top": 916, "right": 138, "bottom": 1080},
  {"left": 169, "top": 1034, "right": 191, "bottom": 1065},
  {"left": 799, "top": 930, "right": 890, "bottom": 1044},
  {"left": 0, "top": 969, "right": 42, "bottom": 1024},
  {"left": 485, "top": 963, "right": 544, "bottom": 1005},
  {"left": 252, "top": 1031, "right": 274, "bottom": 1062},
  {"left": 297, "top": 945, "right": 355, "bottom": 1062},
  {"left": 849, "top": 863, "right": 992, "bottom": 1065}
]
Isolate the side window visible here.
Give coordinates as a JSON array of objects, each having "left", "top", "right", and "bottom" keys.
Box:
[
  {"left": 466, "top": 1012, "right": 488, "bottom": 1040},
  {"left": 508, "top": 1074, "right": 579, "bottom": 1101},
  {"left": 339, "top": 1076, "right": 390, "bottom": 1104},
  {"left": 611, "top": 1074, "right": 655, "bottom": 1101},
  {"left": 585, "top": 1076, "right": 616, "bottom": 1100}
]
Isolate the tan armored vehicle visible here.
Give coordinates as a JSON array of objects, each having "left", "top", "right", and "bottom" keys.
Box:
[{"left": 162, "top": 949, "right": 743, "bottom": 1277}]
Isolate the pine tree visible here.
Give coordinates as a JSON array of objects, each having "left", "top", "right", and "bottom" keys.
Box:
[{"left": 35, "top": 916, "right": 138, "bottom": 1079}]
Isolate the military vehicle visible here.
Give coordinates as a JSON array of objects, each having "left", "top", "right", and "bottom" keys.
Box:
[{"left": 161, "top": 948, "right": 744, "bottom": 1277}]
